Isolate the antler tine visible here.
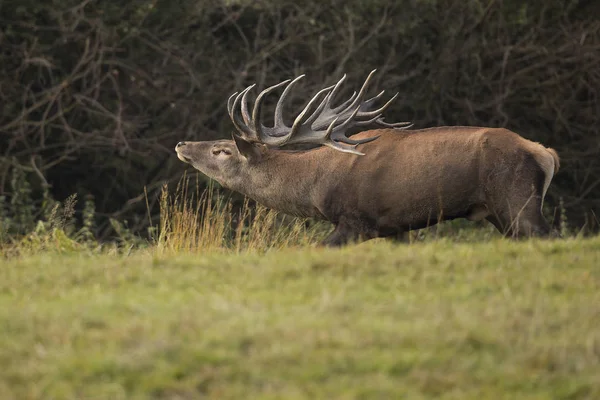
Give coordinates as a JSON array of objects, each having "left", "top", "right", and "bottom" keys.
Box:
[
  {"left": 374, "top": 118, "right": 414, "bottom": 129},
  {"left": 329, "top": 104, "right": 361, "bottom": 144},
  {"left": 227, "top": 91, "right": 238, "bottom": 115},
  {"left": 353, "top": 90, "right": 414, "bottom": 130},
  {"left": 325, "top": 74, "right": 347, "bottom": 108},
  {"left": 354, "top": 114, "right": 386, "bottom": 127},
  {"left": 342, "top": 89, "right": 390, "bottom": 129},
  {"left": 240, "top": 84, "right": 256, "bottom": 126},
  {"left": 329, "top": 105, "right": 381, "bottom": 147},
  {"left": 300, "top": 84, "right": 337, "bottom": 127},
  {"left": 355, "top": 91, "right": 414, "bottom": 130},
  {"left": 286, "top": 85, "right": 337, "bottom": 144},
  {"left": 309, "top": 73, "right": 355, "bottom": 121},
  {"left": 335, "top": 69, "right": 377, "bottom": 117},
  {"left": 273, "top": 75, "right": 305, "bottom": 128},
  {"left": 358, "top": 90, "right": 386, "bottom": 112},
  {"left": 322, "top": 117, "right": 364, "bottom": 155},
  {"left": 298, "top": 74, "right": 347, "bottom": 129},
  {"left": 307, "top": 69, "right": 377, "bottom": 133},
  {"left": 331, "top": 91, "right": 357, "bottom": 114},
  {"left": 320, "top": 113, "right": 376, "bottom": 155},
  {"left": 251, "top": 79, "right": 292, "bottom": 142},
  {"left": 229, "top": 87, "right": 256, "bottom": 139},
  {"left": 356, "top": 91, "right": 399, "bottom": 119},
  {"left": 335, "top": 132, "right": 381, "bottom": 146}
]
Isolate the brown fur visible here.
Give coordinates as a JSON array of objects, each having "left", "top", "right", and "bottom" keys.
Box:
[{"left": 176, "top": 126, "right": 560, "bottom": 246}]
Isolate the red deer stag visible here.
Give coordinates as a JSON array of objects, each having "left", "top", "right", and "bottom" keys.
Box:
[{"left": 175, "top": 70, "right": 560, "bottom": 246}]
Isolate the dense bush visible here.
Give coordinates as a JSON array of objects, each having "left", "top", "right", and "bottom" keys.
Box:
[{"left": 1, "top": 0, "right": 599, "bottom": 240}]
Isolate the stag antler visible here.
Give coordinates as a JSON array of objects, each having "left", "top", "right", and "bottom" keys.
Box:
[{"left": 227, "top": 70, "right": 412, "bottom": 155}]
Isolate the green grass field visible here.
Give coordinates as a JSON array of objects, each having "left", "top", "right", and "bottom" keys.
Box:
[{"left": 1, "top": 237, "right": 599, "bottom": 399}]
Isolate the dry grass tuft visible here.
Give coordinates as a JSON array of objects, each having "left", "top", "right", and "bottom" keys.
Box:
[{"left": 155, "top": 175, "right": 328, "bottom": 254}]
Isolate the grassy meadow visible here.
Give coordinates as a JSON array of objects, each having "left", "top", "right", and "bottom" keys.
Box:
[{"left": 1, "top": 184, "right": 600, "bottom": 399}]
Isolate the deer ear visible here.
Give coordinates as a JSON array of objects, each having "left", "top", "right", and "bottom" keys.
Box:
[{"left": 232, "top": 132, "right": 262, "bottom": 161}]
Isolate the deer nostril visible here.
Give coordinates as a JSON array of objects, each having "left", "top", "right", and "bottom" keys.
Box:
[{"left": 176, "top": 141, "right": 186, "bottom": 148}]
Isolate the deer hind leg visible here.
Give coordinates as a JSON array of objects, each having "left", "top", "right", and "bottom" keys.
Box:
[
  {"left": 487, "top": 184, "right": 553, "bottom": 239},
  {"left": 487, "top": 206, "right": 552, "bottom": 239},
  {"left": 483, "top": 147, "right": 561, "bottom": 239}
]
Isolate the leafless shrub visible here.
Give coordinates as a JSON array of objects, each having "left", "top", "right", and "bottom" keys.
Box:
[{"left": 0, "top": 0, "right": 598, "bottom": 238}]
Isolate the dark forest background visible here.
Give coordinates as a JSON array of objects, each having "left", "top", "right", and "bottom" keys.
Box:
[{"left": 1, "top": 0, "right": 599, "bottom": 240}]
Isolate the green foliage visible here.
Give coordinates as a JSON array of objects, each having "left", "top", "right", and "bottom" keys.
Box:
[
  {"left": 8, "top": 167, "right": 34, "bottom": 235},
  {"left": 78, "top": 194, "right": 96, "bottom": 243},
  {"left": 0, "top": 167, "right": 101, "bottom": 256},
  {"left": 0, "top": 196, "right": 8, "bottom": 243}
]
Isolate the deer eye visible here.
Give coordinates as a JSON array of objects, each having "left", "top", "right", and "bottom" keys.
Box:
[{"left": 212, "top": 148, "right": 232, "bottom": 156}]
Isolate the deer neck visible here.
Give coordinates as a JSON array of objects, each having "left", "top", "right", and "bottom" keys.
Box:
[{"left": 232, "top": 151, "right": 325, "bottom": 218}]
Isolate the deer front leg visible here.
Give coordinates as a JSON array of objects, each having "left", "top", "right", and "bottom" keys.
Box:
[{"left": 320, "top": 222, "right": 361, "bottom": 247}]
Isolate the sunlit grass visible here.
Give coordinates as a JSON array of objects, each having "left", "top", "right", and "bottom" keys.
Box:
[{"left": 1, "top": 237, "right": 599, "bottom": 399}]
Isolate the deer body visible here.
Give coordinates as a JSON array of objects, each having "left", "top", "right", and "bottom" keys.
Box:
[{"left": 176, "top": 71, "right": 560, "bottom": 246}]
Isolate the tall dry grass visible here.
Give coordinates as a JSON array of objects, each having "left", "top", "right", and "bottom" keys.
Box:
[{"left": 155, "top": 175, "right": 329, "bottom": 254}]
